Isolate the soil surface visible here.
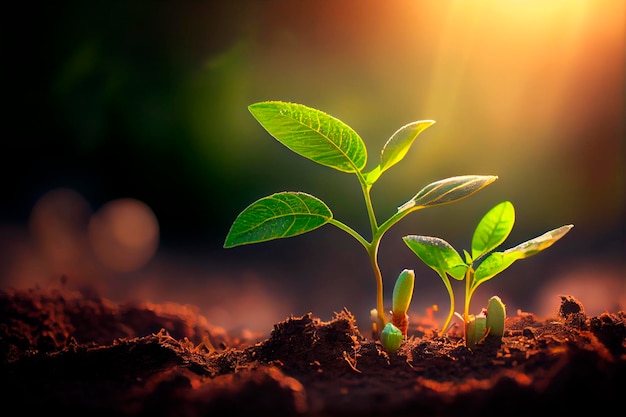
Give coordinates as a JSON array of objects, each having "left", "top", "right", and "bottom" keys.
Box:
[{"left": 1, "top": 286, "right": 624, "bottom": 417}]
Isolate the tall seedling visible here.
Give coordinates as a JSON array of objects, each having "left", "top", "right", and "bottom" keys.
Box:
[{"left": 224, "top": 101, "right": 496, "bottom": 335}]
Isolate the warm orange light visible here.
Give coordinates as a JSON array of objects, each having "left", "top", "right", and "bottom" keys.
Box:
[{"left": 88, "top": 198, "right": 159, "bottom": 272}]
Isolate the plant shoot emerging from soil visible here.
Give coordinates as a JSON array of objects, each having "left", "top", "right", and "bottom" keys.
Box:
[
  {"left": 463, "top": 295, "right": 507, "bottom": 349},
  {"left": 403, "top": 200, "right": 573, "bottom": 347},
  {"left": 381, "top": 268, "right": 415, "bottom": 352},
  {"left": 223, "top": 101, "right": 496, "bottom": 336},
  {"left": 391, "top": 268, "right": 415, "bottom": 338}
]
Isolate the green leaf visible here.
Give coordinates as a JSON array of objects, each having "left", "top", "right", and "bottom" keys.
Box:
[
  {"left": 363, "top": 165, "right": 382, "bottom": 185},
  {"left": 472, "top": 251, "right": 521, "bottom": 287},
  {"left": 472, "top": 224, "right": 574, "bottom": 289},
  {"left": 503, "top": 224, "right": 574, "bottom": 259},
  {"left": 398, "top": 175, "right": 498, "bottom": 212},
  {"left": 248, "top": 101, "right": 367, "bottom": 173},
  {"left": 364, "top": 120, "right": 435, "bottom": 184},
  {"left": 403, "top": 235, "right": 468, "bottom": 279},
  {"left": 463, "top": 249, "right": 472, "bottom": 264},
  {"left": 471, "top": 201, "right": 515, "bottom": 260},
  {"left": 223, "top": 192, "right": 332, "bottom": 248}
]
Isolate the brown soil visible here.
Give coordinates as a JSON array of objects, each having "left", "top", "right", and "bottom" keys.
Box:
[{"left": 1, "top": 286, "right": 624, "bottom": 417}]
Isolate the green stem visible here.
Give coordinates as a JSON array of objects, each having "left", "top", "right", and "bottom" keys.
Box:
[
  {"left": 368, "top": 242, "right": 386, "bottom": 331},
  {"left": 356, "top": 170, "right": 389, "bottom": 332},
  {"left": 439, "top": 273, "right": 455, "bottom": 336},
  {"left": 377, "top": 205, "right": 421, "bottom": 239},
  {"left": 327, "top": 219, "right": 369, "bottom": 249},
  {"left": 326, "top": 217, "right": 386, "bottom": 331},
  {"left": 331, "top": 171, "right": 421, "bottom": 336},
  {"left": 355, "top": 171, "right": 378, "bottom": 236},
  {"left": 463, "top": 268, "right": 473, "bottom": 337}
]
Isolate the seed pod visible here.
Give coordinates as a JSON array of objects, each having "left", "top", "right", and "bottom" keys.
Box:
[
  {"left": 381, "top": 322, "right": 404, "bottom": 353},
  {"left": 486, "top": 295, "right": 506, "bottom": 338}
]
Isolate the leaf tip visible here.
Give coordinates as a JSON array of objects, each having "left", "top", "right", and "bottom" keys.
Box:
[{"left": 222, "top": 235, "right": 239, "bottom": 249}]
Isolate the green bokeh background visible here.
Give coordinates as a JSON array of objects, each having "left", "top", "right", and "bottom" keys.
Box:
[{"left": 2, "top": 0, "right": 624, "bottom": 330}]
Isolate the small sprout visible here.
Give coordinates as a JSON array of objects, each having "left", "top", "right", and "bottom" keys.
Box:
[
  {"left": 404, "top": 200, "right": 573, "bottom": 347},
  {"left": 391, "top": 269, "right": 415, "bottom": 338},
  {"left": 381, "top": 322, "right": 404, "bottom": 353},
  {"left": 465, "top": 296, "right": 506, "bottom": 348},
  {"left": 224, "top": 101, "right": 496, "bottom": 337},
  {"left": 485, "top": 295, "right": 506, "bottom": 338},
  {"left": 392, "top": 269, "right": 415, "bottom": 315},
  {"left": 465, "top": 311, "right": 487, "bottom": 349}
]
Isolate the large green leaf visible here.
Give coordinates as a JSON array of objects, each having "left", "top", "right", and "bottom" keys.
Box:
[
  {"left": 398, "top": 175, "right": 498, "bottom": 212},
  {"left": 223, "top": 192, "right": 333, "bottom": 248},
  {"left": 403, "top": 235, "right": 468, "bottom": 279},
  {"left": 364, "top": 120, "right": 435, "bottom": 184},
  {"left": 248, "top": 101, "right": 367, "bottom": 173},
  {"left": 471, "top": 201, "right": 515, "bottom": 260},
  {"left": 503, "top": 224, "right": 574, "bottom": 259}
]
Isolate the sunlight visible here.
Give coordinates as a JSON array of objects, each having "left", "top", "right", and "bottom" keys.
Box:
[{"left": 420, "top": 0, "right": 623, "bottom": 143}]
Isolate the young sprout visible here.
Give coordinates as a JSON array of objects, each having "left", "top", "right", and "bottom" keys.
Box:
[
  {"left": 464, "top": 309, "right": 487, "bottom": 349},
  {"left": 391, "top": 269, "right": 415, "bottom": 338},
  {"left": 381, "top": 268, "right": 416, "bottom": 352},
  {"left": 381, "top": 322, "right": 404, "bottom": 353},
  {"left": 403, "top": 200, "right": 573, "bottom": 347},
  {"left": 485, "top": 295, "right": 506, "bottom": 339},
  {"left": 463, "top": 295, "right": 506, "bottom": 348},
  {"left": 224, "top": 101, "right": 497, "bottom": 336}
]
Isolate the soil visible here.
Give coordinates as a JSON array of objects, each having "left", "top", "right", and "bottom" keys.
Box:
[{"left": 1, "top": 286, "right": 624, "bottom": 417}]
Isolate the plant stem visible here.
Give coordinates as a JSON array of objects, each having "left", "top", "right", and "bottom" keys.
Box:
[
  {"left": 327, "top": 220, "right": 369, "bottom": 248},
  {"left": 328, "top": 217, "right": 386, "bottom": 332},
  {"left": 439, "top": 273, "right": 455, "bottom": 336},
  {"left": 463, "top": 268, "right": 472, "bottom": 336},
  {"left": 355, "top": 174, "right": 389, "bottom": 331},
  {"left": 331, "top": 172, "right": 423, "bottom": 336},
  {"left": 368, "top": 243, "right": 386, "bottom": 332},
  {"left": 359, "top": 184, "right": 378, "bottom": 237},
  {"left": 378, "top": 205, "right": 418, "bottom": 237}
]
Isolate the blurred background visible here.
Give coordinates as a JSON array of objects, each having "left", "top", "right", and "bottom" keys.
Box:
[{"left": 1, "top": 0, "right": 624, "bottom": 335}]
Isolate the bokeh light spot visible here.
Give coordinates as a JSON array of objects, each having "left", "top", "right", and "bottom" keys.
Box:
[
  {"left": 89, "top": 198, "right": 159, "bottom": 272},
  {"left": 29, "top": 187, "right": 93, "bottom": 270}
]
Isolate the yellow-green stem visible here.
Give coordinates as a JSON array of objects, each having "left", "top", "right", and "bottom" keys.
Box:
[
  {"left": 368, "top": 244, "right": 386, "bottom": 332},
  {"left": 441, "top": 284, "right": 455, "bottom": 336},
  {"left": 356, "top": 172, "right": 378, "bottom": 236},
  {"left": 463, "top": 268, "right": 473, "bottom": 337},
  {"left": 356, "top": 172, "right": 388, "bottom": 333}
]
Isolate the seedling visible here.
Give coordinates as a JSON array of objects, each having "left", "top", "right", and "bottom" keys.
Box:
[
  {"left": 403, "top": 200, "right": 573, "bottom": 347},
  {"left": 381, "top": 268, "right": 415, "bottom": 352},
  {"left": 485, "top": 295, "right": 506, "bottom": 339},
  {"left": 461, "top": 295, "right": 506, "bottom": 349},
  {"left": 391, "top": 269, "right": 415, "bottom": 338},
  {"left": 380, "top": 322, "right": 404, "bottom": 353},
  {"left": 223, "top": 101, "right": 497, "bottom": 336}
]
